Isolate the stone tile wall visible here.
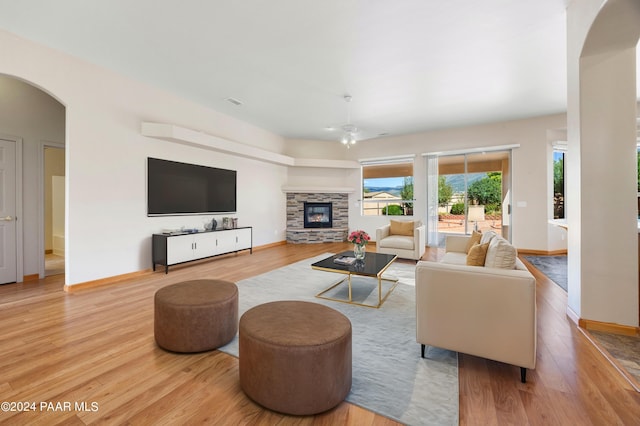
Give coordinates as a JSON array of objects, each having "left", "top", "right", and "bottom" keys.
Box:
[{"left": 286, "top": 193, "right": 348, "bottom": 243}]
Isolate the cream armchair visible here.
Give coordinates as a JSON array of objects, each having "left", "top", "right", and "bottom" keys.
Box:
[
  {"left": 375, "top": 219, "right": 426, "bottom": 260},
  {"left": 415, "top": 234, "right": 536, "bottom": 382}
]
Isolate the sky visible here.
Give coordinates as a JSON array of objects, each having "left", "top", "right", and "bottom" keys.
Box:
[{"left": 363, "top": 177, "right": 405, "bottom": 188}]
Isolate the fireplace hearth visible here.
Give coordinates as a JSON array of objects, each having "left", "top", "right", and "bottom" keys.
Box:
[{"left": 304, "top": 202, "right": 333, "bottom": 228}]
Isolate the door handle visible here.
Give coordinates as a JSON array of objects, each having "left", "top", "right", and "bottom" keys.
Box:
[{"left": 0, "top": 216, "right": 14, "bottom": 221}]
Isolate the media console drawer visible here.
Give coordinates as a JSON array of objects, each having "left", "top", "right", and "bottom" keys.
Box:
[{"left": 152, "top": 227, "right": 252, "bottom": 273}]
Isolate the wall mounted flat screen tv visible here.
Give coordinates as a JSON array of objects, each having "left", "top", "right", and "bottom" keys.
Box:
[{"left": 147, "top": 157, "right": 237, "bottom": 216}]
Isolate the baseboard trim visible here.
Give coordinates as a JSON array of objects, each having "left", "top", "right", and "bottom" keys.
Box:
[
  {"left": 566, "top": 306, "right": 580, "bottom": 326},
  {"left": 517, "top": 248, "right": 568, "bottom": 255},
  {"left": 64, "top": 270, "right": 152, "bottom": 293},
  {"left": 64, "top": 241, "right": 283, "bottom": 292},
  {"left": 254, "top": 240, "right": 287, "bottom": 251},
  {"left": 578, "top": 318, "right": 640, "bottom": 337},
  {"left": 566, "top": 307, "right": 639, "bottom": 336},
  {"left": 23, "top": 274, "right": 40, "bottom": 282}
]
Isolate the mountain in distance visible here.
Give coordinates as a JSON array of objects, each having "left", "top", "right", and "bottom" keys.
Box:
[
  {"left": 363, "top": 186, "right": 403, "bottom": 197},
  {"left": 363, "top": 173, "right": 488, "bottom": 196},
  {"left": 445, "top": 173, "right": 487, "bottom": 193}
]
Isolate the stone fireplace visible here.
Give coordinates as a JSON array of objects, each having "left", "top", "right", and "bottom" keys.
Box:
[
  {"left": 304, "top": 202, "right": 333, "bottom": 228},
  {"left": 286, "top": 192, "right": 348, "bottom": 243}
]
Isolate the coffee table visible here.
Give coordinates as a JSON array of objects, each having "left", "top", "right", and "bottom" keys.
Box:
[{"left": 311, "top": 251, "right": 399, "bottom": 308}]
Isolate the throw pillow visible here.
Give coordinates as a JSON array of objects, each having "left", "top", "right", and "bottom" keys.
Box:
[
  {"left": 484, "top": 237, "right": 517, "bottom": 269},
  {"left": 480, "top": 230, "right": 498, "bottom": 245},
  {"left": 465, "top": 230, "right": 482, "bottom": 253},
  {"left": 466, "top": 242, "right": 489, "bottom": 266},
  {"left": 390, "top": 220, "right": 414, "bottom": 236}
]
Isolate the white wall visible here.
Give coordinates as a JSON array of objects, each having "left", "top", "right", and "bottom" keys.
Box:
[
  {"left": 1, "top": 30, "right": 287, "bottom": 286},
  {"left": 284, "top": 138, "right": 348, "bottom": 160},
  {"left": 285, "top": 114, "right": 568, "bottom": 252},
  {"left": 286, "top": 166, "right": 352, "bottom": 189},
  {"left": 51, "top": 175, "right": 65, "bottom": 256},
  {"left": 566, "top": 0, "right": 639, "bottom": 327}
]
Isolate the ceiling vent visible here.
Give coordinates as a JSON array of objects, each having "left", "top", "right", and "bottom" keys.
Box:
[{"left": 225, "top": 97, "right": 243, "bottom": 106}]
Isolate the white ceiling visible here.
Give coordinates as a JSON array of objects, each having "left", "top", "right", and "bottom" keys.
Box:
[{"left": 1, "top": 0, "right": 634, "bottom": 143}]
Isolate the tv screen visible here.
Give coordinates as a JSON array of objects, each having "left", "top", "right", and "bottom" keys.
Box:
[{"left": 147, "top": 157, "right": 237, "bottom": 216}]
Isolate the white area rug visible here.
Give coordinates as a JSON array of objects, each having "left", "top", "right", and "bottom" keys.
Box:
[{"left": 219, "top": 254, "right": 458, "bottom": 425}]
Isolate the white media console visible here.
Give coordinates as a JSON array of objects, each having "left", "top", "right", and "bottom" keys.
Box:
[{"left": 152, "top": 227, "right": 252, "bottom": 273}]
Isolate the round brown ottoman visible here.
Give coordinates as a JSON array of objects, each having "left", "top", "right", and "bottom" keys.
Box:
[
  {"left": 154, "top": 279, "right": 238, "bottom": 353},
  {"left": 239, "top": 300, "right": 352, "bottom": 415}
]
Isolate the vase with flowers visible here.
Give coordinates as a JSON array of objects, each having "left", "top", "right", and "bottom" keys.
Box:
[{"left": 348, "top": 229, "right": 370, "bottom": 260}]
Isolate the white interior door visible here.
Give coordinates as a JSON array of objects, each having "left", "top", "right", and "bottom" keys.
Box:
[{"left": 0, "top": 138, "right": 17, "bottom": 284}]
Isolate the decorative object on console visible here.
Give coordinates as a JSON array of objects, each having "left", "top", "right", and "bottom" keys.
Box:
[{"left": 348, "top": 229, "right": 370, "bottom": 260}]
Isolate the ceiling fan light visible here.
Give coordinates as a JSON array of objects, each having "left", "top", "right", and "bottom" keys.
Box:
[{"left": 335, "top": 95, "right": 360, "bottom": 147}]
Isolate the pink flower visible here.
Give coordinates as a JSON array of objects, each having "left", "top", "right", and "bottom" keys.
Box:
[{"left": 348, "top": 230, "right": 370, "bottom": 245}]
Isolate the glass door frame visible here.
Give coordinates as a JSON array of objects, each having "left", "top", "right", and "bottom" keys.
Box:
[{"left": 425, "top": 147, "right": 514, "bottom": 246}]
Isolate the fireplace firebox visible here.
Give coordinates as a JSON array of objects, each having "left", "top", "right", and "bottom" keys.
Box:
[{"left": 303, "top": 202, "right": 333, "bottom": 228}]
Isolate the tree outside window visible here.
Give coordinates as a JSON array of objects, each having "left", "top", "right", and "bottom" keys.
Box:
[
  {"left": 467, "top": 172, "right": 502, "bottom": 215},
  {"left": 553, "top": 151, "right": 565, "bottom": 219}
]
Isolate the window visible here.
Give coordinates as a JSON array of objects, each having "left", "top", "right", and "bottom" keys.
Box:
[
  {"left": 553, "top": 150, "right": 565, "bottom": 219},
  {"left": 636, "top": 146, "right": 640, "bottom": 218},
  {"left": 437, "top": 152, "right": 509, "bottom": 237},
  {"left": 362, "top": 158, "right": 414, "bottom": 216}
]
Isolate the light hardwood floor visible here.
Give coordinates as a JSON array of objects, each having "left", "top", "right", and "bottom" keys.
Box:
[{"left": 1, "top": 242, "right": 639, "bottom": 425}]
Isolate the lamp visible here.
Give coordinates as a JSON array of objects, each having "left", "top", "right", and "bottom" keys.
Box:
[
  {"left": 340, "top": 95, "right": 358, "bottom": 147},
  {"left": 467, "top": 205, "right": 485, "bottom": 231}
]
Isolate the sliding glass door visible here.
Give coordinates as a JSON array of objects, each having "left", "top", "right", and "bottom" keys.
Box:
[{"left": 427, "top": 150, "right": 512, "bottom": 246}]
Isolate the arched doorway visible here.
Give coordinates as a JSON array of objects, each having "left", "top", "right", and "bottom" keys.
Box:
[
  {"left": 0, "top": 74, "right": 66, "bottom": 282},
  {"left": 567, "top": 0, "right": 640, "bottom": 328}
]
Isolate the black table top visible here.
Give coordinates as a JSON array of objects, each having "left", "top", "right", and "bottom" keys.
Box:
[{"left": 311, "top": 251, "right": 398, "bottom": 277}]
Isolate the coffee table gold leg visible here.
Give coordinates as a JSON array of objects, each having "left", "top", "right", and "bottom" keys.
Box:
[{"left": 315, "top": 274, "right": 399, "bottom": 308}]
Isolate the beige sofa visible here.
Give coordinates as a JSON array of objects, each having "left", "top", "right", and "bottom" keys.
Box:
[
  {"left": 375, "top": 219, "right": 426, "bottom": 260},
  {"left": 415, "top": 231, "right": 536, "bottom": 382}
]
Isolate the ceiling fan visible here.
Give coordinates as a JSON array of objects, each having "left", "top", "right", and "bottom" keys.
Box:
[{"left": 339, "top": 95, "right": 358, "bottom": 147}]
